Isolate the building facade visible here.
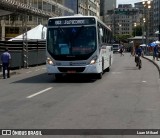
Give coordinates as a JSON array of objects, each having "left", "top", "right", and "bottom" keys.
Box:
[
  {"left": 0, "top": 0, "right": 74, "bottom": 40},
  {"left": 64, "top": 0, "right": 77, "bottom": 15},
  {"left": 100, "top": 0, "right": 116, "bottom": 23},
  {"left": 100, "top": 0, "right": 116, "bottom": 16},
  {"left": 135, "top": 0, "right": 153, "bottom": 39},
  {"left": 153, "top": 0, "right": 160, "bottom": 33},
  {"left": 65, "top": 0, "right": 100, "bottom": 17},
  {"left": 106, "top": 4, "right": 141, "bottom": 36}
]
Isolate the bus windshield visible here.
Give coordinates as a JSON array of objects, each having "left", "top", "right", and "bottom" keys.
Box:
[{"left": 47, "top": 26, "right": 96, "bottom": 60}]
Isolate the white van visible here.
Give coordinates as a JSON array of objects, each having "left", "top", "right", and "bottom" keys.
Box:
[{"left": 112, "top": 44, "right": 120, "bottom": 53}]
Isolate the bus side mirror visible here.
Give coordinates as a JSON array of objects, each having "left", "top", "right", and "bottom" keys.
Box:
[{"left": 99, "top": 28, "right": 103, "bottom": 37}]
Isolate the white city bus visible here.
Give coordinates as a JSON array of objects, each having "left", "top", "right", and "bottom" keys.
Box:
[{"left": 46, "top": 15, "right": 113, "bottom": 79}]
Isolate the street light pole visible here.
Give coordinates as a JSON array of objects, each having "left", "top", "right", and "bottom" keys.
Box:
[
  {"left": 77, "top": 0, "right": 79, "bottom": 14},
  {"left": 142, "top": 17, "right": 146, "bottom": 44},
  {"left": 142, "top": 0, "right": 151, "bottom": 55},
  {"left": 118, "top": 24, "right": 122, "bottom": 34},
  {"left": 134, "top": 23, "right": 137, "bottom": 36},
  {"left": 118, "top": 24, "right": 122, "bottom": 43}
]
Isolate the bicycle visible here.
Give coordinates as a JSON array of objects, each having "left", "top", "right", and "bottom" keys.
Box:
[{"left": 135, "top": 55, "right": 142, "bottom": 69}]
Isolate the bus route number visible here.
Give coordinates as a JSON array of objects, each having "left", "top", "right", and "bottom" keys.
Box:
[{"left": 55, "top": 20, "right": 85, "bottom": 25}]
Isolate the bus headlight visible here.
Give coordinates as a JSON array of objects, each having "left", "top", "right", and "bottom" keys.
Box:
[
  {"left": 90, "top": 56, "right": 97, "bottom": 64},
  {"left": 46, "top": 57, "right": 54, "bottom": 65}
]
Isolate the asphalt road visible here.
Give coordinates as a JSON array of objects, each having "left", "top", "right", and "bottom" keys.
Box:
[{"left": 0, "top": 53, "right": 160, "bottom": 138}]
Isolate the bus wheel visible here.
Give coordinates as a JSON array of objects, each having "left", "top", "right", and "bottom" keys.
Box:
[
  {"left": 97, "top": 72, "right": 102, "bottom": 79},
  {"left": 106, "top": 67, "right": 110, "bottom": 72},
  {"left": 106, "top": 56, "right": 111, "bottom": 72},
  {"left": 97, "top": 58, "right": 104, "bottom": 79},
  {"left": 54, "top": 74, "right": 62, "bottom": 81},
  {"left": 102, "top": 57, "right": 104, "bottom": 74}
]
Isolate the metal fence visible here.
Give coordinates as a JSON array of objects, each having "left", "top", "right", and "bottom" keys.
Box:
[{"left": 0, "top": 40, "right": 46, "bottom": 69}]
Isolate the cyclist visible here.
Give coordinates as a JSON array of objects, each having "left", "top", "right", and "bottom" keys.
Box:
[{"left": 135, "top": 45, "right": 142, "bottom": 68}]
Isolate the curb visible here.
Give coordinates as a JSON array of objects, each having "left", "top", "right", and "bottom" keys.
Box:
[
  {"left": 143, "top": 56, "right": 160, "bottom": 78},
  {"left": 0, "top": 71, "right": 17, "bottom": 79}
]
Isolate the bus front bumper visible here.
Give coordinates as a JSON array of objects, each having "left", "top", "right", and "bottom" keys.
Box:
[{"left": 46, "top": 64, "right": 101, "bottom": 74}]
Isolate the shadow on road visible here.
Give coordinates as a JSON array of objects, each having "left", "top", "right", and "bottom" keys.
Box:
[
  {"left": 12, "top": 73, "right": 96, "bottom": 83},
  {"left": 53, "top": 75, "right": 96, "bottom": 83},
  {"left": 12, "top": 73, "right": 53, "bottom": 83}
]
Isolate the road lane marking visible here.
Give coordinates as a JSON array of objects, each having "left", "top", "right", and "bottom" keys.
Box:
[
  {"left": 26, "top": 87, "right": 53, "bottom": 99},
  {"left": 142, "top": 81, "right": 147, "bottom": 83},
  {"left": 35, "top": 69, "right": 40, "bottom": 71}
]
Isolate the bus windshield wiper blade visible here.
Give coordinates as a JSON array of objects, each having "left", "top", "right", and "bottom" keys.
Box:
[
  {"left": 58, "top": 26, "right": 70, "bottom": 43},
  {"left": 58, "top": 26, "right": 65, "bottom": 35}
]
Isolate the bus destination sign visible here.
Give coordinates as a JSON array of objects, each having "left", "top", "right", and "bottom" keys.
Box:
[{"left": 48, "top": 18, "right": 95, "bottom": 26}]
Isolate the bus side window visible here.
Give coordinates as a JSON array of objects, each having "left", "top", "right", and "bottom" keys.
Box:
[{"left": 98, "top": 27, "right": 103, "bottom": 47}]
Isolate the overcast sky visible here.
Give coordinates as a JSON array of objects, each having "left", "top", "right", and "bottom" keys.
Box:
[{"left": 117, "top": 0, "right": 142, "bottom": 5}]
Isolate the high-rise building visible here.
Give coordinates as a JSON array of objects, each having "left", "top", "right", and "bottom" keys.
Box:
[
  {"left": 64, "top": 0, "right": 77, "bottom": 15},
  {"left": 100, "top": 0, "right": 116, "bottom": 16},
  {"left": 135, "top": 1, "right": 153, "bottom": 41},
  {"left": 106, "top": 4, "right": 141, "bottom": 36},
  {"left": 153, "top": 0, "right": 160, "bottom": 34},
  {"left": 65, "top": 0, "right": 100, "bottom": 17},
  {"left": 0, "top": 0, "right": 74, "bottom": 40}
]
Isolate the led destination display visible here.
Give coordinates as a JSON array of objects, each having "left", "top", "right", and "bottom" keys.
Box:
[{"left": 48, "top": 18, "right": 96, "bottom": 26}]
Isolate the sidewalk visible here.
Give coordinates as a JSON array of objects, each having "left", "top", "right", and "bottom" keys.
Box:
[
  {"left": 0, "top": 65, "right": 46, "bottom": 79},
  {"left": 0, "top": 68, "right": 17, "bottom": 79},
  {"left": 143, "top": 55, "right": 160, "bottom": 78}
]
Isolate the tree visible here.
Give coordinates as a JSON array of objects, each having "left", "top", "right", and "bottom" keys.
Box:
[
  {"left": 133, "top": 25, "right": 142, "bottom": 36},
  {"left": 114, "top": 34, "right": 131, "bottom": 43}
]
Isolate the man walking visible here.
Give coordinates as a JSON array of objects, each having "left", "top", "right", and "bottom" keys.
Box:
[
  {"left": 153, "top": 45, "right": 159, "bottom": 61},
  {"left": 119, "top": 44, "right": 124, "bottom": 56},
  {"left": 1, "top": 48, "right": 11, "bottom": 79}
]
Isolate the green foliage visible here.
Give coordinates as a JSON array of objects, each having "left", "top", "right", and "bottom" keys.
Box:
[
  {"left": 114, "top": 34, "right": 131, "bottom": 43},
  {"left": 133, "top": 25, "right": 142, "bottom": 36}
]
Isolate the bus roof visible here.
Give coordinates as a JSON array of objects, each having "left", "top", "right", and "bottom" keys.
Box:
[
  {"left": 49, "top": 15, "right": 96, "bottom": 20},
  {"left": 48, "top": 15, "right": 111, "bottom": 31}
]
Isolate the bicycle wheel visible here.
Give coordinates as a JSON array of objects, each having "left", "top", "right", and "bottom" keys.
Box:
[{"left": 139, "top": 59, "right": 142, "bottom": 69}]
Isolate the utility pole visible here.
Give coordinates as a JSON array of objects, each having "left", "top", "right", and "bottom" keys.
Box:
[
  {"left": 113, "top": 8, "right": 115, "bottom": 39},
  {"left": 142, "top": 0, "right": 151, "bottom": 55},
  {"left": 134, "top": 23, "right": 137, "bottom": 36},
  {"left": 159, "top": 25, "right": 160, "bottom": 41},
  {"left": 77, "top": 0, "right": 79, "bottom": 14}
]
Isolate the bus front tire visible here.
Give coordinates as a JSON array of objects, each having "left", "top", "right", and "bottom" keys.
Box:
[
  {"left": 54, "top": 74, "right": 62, "bottom": 81},
  {"left": 97, "top": 72, "right": 102, "bottom": 79},
  {"left": 106, "top": 67, "right": 110, "bottom": 72},
  {"left": 97, "top": 58, "right": 104, "bottom": 79}
]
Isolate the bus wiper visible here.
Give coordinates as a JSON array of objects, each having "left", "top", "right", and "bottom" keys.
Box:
[
  {"left": 58, "top": 26, "right": 65, "bottom": 35},
  {"left": 58, "top": 26, "right": 69, "bottom": 43}
]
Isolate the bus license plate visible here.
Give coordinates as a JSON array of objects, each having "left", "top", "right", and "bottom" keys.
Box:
[{"left": 67, "top": 70, "right": 76, "bottom": 73}]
